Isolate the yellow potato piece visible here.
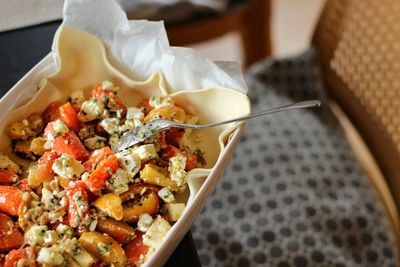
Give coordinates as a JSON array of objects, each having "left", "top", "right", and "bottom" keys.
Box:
[
  {"left": 144, "top": 105, "right": 186, "bottom": 123},
  {"left": 94, "top": 193, "right": 123, "bottom": 221},
  {"left": 79, "top": 232, "right": 126, "bottom": 267},
  {"left": 140, "top": 164, "right": 178, "bottom": 190},
  {"left": 30, "top": 137, "right": 48, "bottom": 156}
]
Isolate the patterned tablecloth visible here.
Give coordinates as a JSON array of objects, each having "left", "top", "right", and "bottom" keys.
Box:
[{"left": 192, "top": 48, "right": 399, "bottom": 267}]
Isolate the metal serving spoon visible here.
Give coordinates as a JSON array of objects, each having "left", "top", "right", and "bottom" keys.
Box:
[{"left": 115, "top": 100, "right": 321, "bottom": 151}]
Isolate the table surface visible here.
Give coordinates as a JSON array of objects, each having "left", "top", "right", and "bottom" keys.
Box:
[{"left": 0, "top": 21, "right": 201, "bottom": 267}]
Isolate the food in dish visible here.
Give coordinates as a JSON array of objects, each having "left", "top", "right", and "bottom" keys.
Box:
[{"left": 0, "top": 81, "right": 204, "bottom": 266}]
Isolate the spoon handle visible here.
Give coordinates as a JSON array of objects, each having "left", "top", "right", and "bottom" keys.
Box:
[{"left": 179, "top": 100, "right": 322, "bottom": 129}]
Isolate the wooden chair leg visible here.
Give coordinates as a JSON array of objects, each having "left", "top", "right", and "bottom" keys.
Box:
[{"left": 240, "top": 0, "right": 272, "bottom": 68}]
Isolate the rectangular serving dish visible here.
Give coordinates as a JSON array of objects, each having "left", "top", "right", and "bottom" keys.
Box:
[{"left": 0, "top": 27, "right": 250, "bottom": 266}]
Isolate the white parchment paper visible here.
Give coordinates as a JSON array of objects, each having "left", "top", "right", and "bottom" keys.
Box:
[{"left": 61, "top": 0, "right": 248, "bottom": 93}]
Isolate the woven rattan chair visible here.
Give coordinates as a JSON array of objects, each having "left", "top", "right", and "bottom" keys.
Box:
[{"left": 313, "top": 0, "right": 400, "bottom": 233}]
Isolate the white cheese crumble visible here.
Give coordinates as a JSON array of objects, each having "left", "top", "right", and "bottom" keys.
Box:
[
  {"left": 137, "top": 213, "right": 154, "bottom": 232},
  {"left": 126, "top": 107, "right": 144, "bottom": 120},
  {"left": 99, "top": 118, "right": 120, "bottom": 134},
  {"left": 143, "top": 215, "right": 171, "bottom": 250},
  {"left": 149, "top": 96, "right": 174, "bottom": 109},
  {"left": 168, "top": 155, "right": 187, "bottom": 187},
  {"left": 78, "top": 99, "right": 105, "bottom": 122},
  {"left": 43, "top": 230, "right": 60, "bottom": 246},
  {"left": 116, "top": 150, "right": 141, "bottom": 177},
  {"left": 41, "top": 188, "right": 56, "bottom": 210},
  {"left": 56, "top": 224, "right": 73, "bottom": 238},
  {"left": 37, "top": 247, "right": 64, "bottom": 265},
  {"left": 119, "top": 118, "right": 142, "bottom": 133},
  {"left": 165, "top": 203, "right": 185, "bottom": 221},
  {"left": 0, "top": 153, "right": 20, "bottom": 173},
  {"left": 84, "top": 135, "right": 107, "bottom": 150},
  {"left": 132, "top": 144, "right": 157, "bottom": 162},
  {"left": 106, "top": 168, "right": 133, "bottom": 195},
  {"left": 70, "top": 91, "right": 85, "bottom": 109},
  {"left": 52, "top": 154, "right": 84, "bottom": 179},
  {"left": 158, "top": 188, "right": 175, "bottom": 203},
  {"left": 52, "top": 119, "right": 70, "bottom": 137},
  {"left": 24, "top": 225, "right": 48, "bottom": 246}
]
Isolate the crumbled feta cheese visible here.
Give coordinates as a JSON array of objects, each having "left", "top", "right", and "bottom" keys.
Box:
[
  {"left": 52, "top": 119, "right": 70, "bottom": 137},
  {"left": 37, "top": 247, "right": 64, "bottom": 265},
  {"left": 101, "top": 80, "right": 118, "bottom": 91},
  {"left": 106, "top": 168, "right": 132, "bottom": 195},
  {"left": 41, "top": 188, "right": 56, "bottom": 210},
  {"left": 56, "top": 224, "right": 73, "bottom": 238},
  {"left": 70, "top": 191, "right": 90, "bottom": 228},
  {"left": 126, "top": 107, "right": 144, "bottom": 120},
  {"left": 84, "top": 135, "right": 107, "bottom": 150},
  {"left": 70, "top": 91, "right": 85, "bottom": 109},
  {"left": 99, "top": 118, "right": 120, "bottom": 134},
  {"left": 165, "top": 203, "right": 185, "bottom": 221},
  {"left": 78, "top": 99, "right": 105, "bottom": 122},
  {"left": 132, "top": 144, "right": 157, "bottom": 161},
  {"left": 168, "top": 155, "right": 187, "bottom": 187},
  {"left": 0, "top": 153, "right": 20, "bottom": 173},
  {"left": 158, "top": 188, "right": 175, "bottom": 203},
  {"left": 52, "top": 154, "right": 84, "bottom": 179},
  {"left": 43, "top": 230, "right": 60, "bottom": 246},
  {"left": 137, "top": 213, "right": 154, "bottom": 232},
  {"left": 119, "top": 118, "right": 142, "bottom": 133},
  {"left": 24, "top": 225, "right": 48, "bottom": 246},
  {"left": 116, "top": 151, "right": 141, "bottom": 177},
  {"left": 149, "top": 96, "right": 174, "bottom": 109},
  {"left": 143, "top": 216, "right": 171, "bottom": 250}
]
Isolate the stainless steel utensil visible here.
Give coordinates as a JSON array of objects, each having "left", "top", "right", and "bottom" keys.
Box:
[{"left": 115, "top": 100, "right": 321, "bottom": 151}]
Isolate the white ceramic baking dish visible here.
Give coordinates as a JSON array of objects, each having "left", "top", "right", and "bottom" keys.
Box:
[{"left": 0, "top": 26, "right": 250, "bottom": 266}]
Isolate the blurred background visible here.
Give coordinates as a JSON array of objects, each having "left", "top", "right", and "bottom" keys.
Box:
[{"left": 0, "top": 0, "right": 325, "bottom": 63}]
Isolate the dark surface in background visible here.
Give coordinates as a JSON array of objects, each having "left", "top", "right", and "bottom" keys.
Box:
[{"left": 0, "top": 21, "right": 201, "bottom": 267}]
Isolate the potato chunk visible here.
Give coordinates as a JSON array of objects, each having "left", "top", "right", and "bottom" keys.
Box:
[
  {"left": 6, "top": 114, "right": 44, "bottom": 140},
  {"left": 144, "top": 105, "right": 186, "bottom": 123},
  {"left": 79, "top": 232, "right": 126, "bottom": 267},
  {"left": 94, "top": 193, "right": 123, "bottom": 220},
  {"left": 140, "top": 164, "right": 178, "bottom": 190}
]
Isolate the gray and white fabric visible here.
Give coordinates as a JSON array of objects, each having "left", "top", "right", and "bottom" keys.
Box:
[{"left": 191, "top": 48, "right": 399, "bottom": 267}]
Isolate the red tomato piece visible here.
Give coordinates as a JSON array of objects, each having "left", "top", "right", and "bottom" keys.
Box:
[
  {"left": 16, "top": 178, "right": 30, "bottom": 192},
  {"left": 84, "top": 153, "right": 119, "bottom": 194},
  {"left": 159, "top": 128, "right": 185, "bottom": 148},
  {"left": 0, "top": 170, "right": 18, "bottom": 185},
  {"left": 125, "top": 232, "right": 149, "bottom": 267},
  {"left": 184, "top": 153, "right": 198, "bottom": 171},
  {"left": 0, "top": 213, "right": 23, "bottom": 252},
  {"left": 53, "top": 131, "right": 89, "bottom": 161},
  {"left": 162, "top": 145, "right": 198, "bottom": 171},
  {"left": 42, "top": 101, "right": 61, "bottom": 124},
  {"left": 44, "top": 122, "right": 55, "bottom": 140},
  {"left": 35, "top": 151, "right": 59, "bottom": 184},
  {"left": 59, "top": 102, "right": 81, "bottom": 133},
  {"left": 0, "top": 186, "right": 24, "bottom": 217},
  {"left": 136, "top": 98, "right": 153, "bottom": 115},
  {"left": 4, "top": 247, "right": 35, "bottom": 267},
  {"left": 44, "top": 120, "right": 67, "bottom": 141},
  {"left": 83, "top": 147, "right": 114, "bottom": 171},
  {"left": 161, "top": 145, "right": 181, "bottom": 159},
  {"left": 66, "top": 182, "right": 90, "bottom": 228},
  {"left": 91, "top": 84, "right": 127, "bottom": 116}
]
